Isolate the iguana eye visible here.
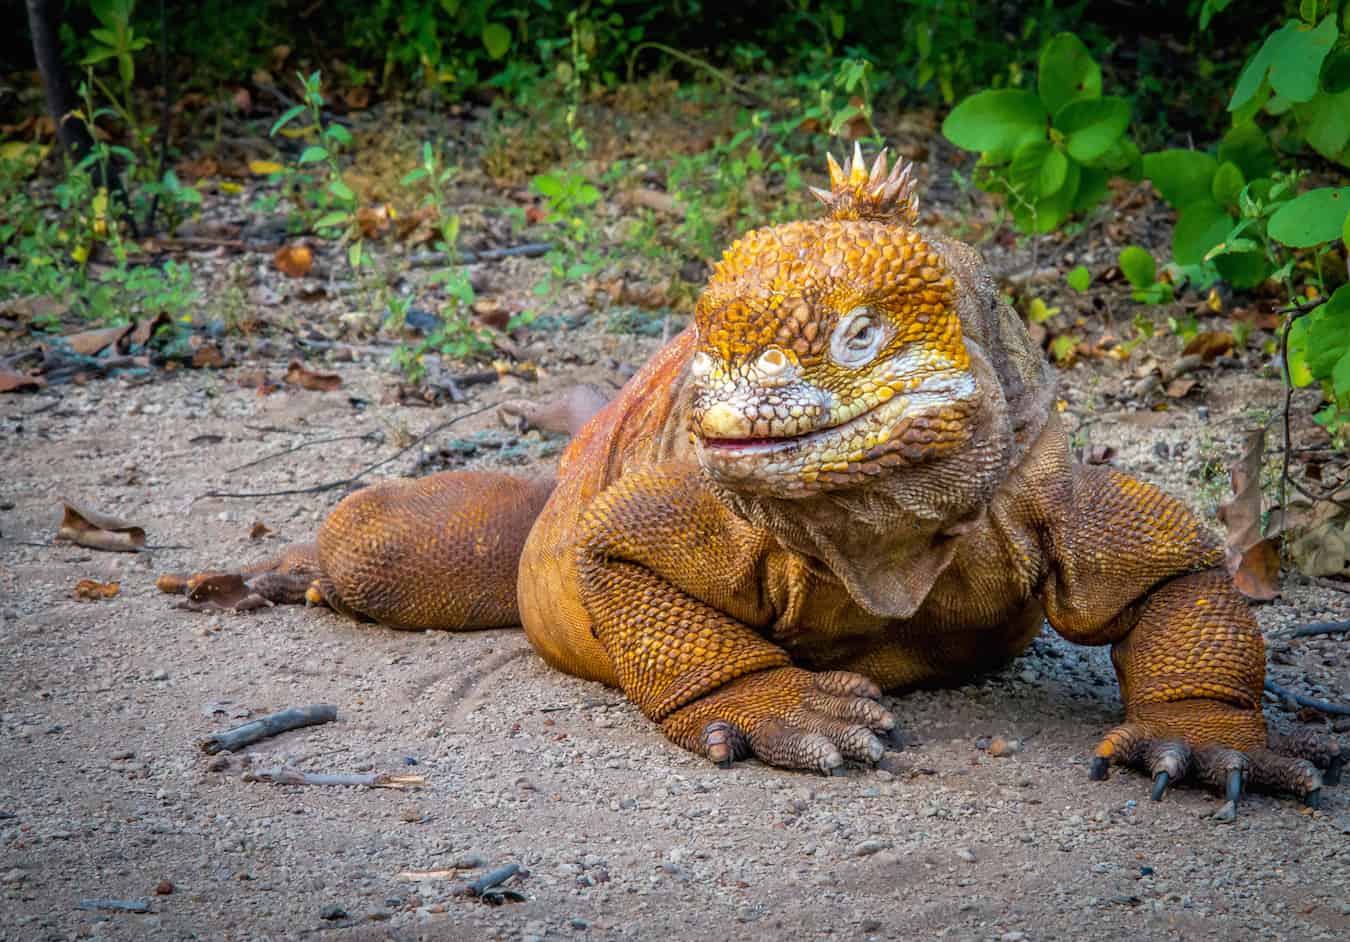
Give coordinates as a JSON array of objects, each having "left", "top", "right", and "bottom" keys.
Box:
[{"left": 829, "top": 307, "right": 889, "bottom": 367}]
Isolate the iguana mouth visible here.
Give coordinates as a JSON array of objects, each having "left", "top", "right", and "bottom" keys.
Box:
[{"left": 700, "top": 407, "right": 874, "bottom": 453}]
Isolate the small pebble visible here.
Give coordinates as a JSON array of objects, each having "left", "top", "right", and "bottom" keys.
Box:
[
  {"left": 956, "top": 847, "right": 977, "bottom": 863},
  {"left": 154, "top": 880, "right": 174, "bottom": 895},
  {"left": 320, "top": 904, "right": 348, "bottom": 920},
  {"left": 988, "top": 736, "right": 1020, "bottom": 757}
]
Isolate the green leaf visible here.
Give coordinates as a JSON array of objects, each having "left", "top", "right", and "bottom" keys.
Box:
[
  {"left": 1268, "top": 187, "right": 1350, "bottom": 247},
  {"left": 298, "top": 146, "right": 328, "bottom": 164},
  {"left": 1066, "top": 265, "right": 1091, "bottom": 292},
  {"left": 1038, "top": 32, "right": 1102, "bottom": 116},
  {"left": 1343, "top": 207, "right": 1350, "bottom": 247},
  {"left": 941, "top": 90, "right": 1047, "bottom": 161},
  {"left": 1213, "top": 250, "right": 1270, "bottom": 290},
  {"left": 482, "top": 22, "right": 512, "bottom": 60},
  {"left": 1141, "top": 150, "right": 1217, "bottom": 210},
  {"left": 325, "top": 124, "right": 353, "bottom": 147},
  {"left": 1211, "top": 161, "right": 1245, "bottom": 207},
  {"left": 1172, "top": 200, "right": 1233, "bottom": 266},
  {"left": 327, "top": 178, "right": 355, "bottom": 202},
  {"left": 270, "top": 105, "right": 306, "bottom": 136},
  {"left": 531, "top": 174, "right": 563, "bottom": 198},
  {"left": 1217, "top": 124, "right": 1277, "bottom": 181},
  {"left": 1287, "top": 315, "right": 1313, "bottom": 386},
  {"left": 1072, "top": 166, "right": 1110, "bottom": 212},
  {"left": 1041, "top": 148, "right": 1069, "bottom": 195},
  {"left": 1322, "top": 48, "right": 1350, "bottom": 94},
  {"left": 1295, "top": 88, "right": 1350, "bottom": 162},
  {"left": 348, "top": 241, "right": 364, "bottom": 270},
  {"left": 1054, "top": 96, "right": 1131, "bottom": 163},
  {"left": 313, "top": 210, "right": 349, "bottom": 229},
  {"left": 1230, "top": 17, "right": 1339, "bottom": 110},
  {"left": 1305, "top": 287, "right": 1350, "bottom": 378},
  {"left": 1118, "top": 246, "right": 1156, "bottom": 289}
]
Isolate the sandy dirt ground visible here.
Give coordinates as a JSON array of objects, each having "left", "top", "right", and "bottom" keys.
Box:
[{"left": 3, "top": 294, "right": 1350, "bottom": 942}]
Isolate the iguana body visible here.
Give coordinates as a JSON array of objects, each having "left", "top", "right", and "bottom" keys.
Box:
[{"left": 167, "top": 148, "right": 1340, "bottom": 806}]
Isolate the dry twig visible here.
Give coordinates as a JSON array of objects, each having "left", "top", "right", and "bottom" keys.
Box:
[{"left": 199, "top": 704, "right": 337, "bottom": 754}]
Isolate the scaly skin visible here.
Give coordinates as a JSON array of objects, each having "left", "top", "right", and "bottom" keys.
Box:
[{"left": 164, "top": 145, "right": 1342, "bottom": 810}]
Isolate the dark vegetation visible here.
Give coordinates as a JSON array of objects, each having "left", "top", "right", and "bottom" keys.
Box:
[{"left": 2, "top": 0, "right": 1349, "bottom": 582}]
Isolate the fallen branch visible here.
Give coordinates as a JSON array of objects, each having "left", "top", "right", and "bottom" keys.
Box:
[
  {"left": 198, "top": 400, "right": 498, "bottom": 499},
  {"left": 78, "top": 898, "right": 152, "bottom": 913},
  {"left": 199, "top": 704, "right": 337, "bottom": 754},
  {"left": 407, "top": 242, "right": 552, "bottom": 269},
  {"left": 1291, "top": 619, "right": 1350, "bottom": 638},
  {"left": 1263, "top": 679, "right": 1350, "bottom": 716},
  {"left": 398, "top": 868, "right": 464, "bottom": 882},
  {"left": 224, "top": 432, "right": 382, "bottom": 474},
  {"left": 457, "top": 863, "right": 523, "bottom": 901},
  {"left": 243, "top": 767, "right": 426, "bottom": 788}
]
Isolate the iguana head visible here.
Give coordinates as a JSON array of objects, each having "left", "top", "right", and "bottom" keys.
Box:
[{"left": 690, "top": 144, "right": 979, "bottom": 497}]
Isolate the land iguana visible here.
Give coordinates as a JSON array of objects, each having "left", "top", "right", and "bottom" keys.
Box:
[{"left": 164, "top": 145, "right": 1342, "bottom": 810}]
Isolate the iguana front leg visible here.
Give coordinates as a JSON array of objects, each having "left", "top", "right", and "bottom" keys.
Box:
[
  {"left": 1041, "top": 465, "right": 1342, "bottom": 809},
  {"left": 575, "top": 464, "right": 898, "bottom": 773}
]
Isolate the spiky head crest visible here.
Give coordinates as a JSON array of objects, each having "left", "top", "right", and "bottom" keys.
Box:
[{"left": 809, "top": 142, "right": 920, "bottom": 226}]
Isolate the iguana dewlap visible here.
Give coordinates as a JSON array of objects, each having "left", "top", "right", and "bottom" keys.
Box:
[{"left": 165, "top": 146, "right": 1340, "bottom": 808}]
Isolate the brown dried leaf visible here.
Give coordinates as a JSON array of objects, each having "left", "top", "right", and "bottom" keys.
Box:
[
  {"left": 249, "top": 521, "right": 273, "bottom": 540},
  {"left": 1181, "top": 331, "right": 1233, "bottom": 362},
  {"left": 2, "top": 295, "right": 70, "bottom": 323},
  {"left": 128, "top": 312, "right": 172, "bottom": 348},
  {"left": 273, "top": 244, "right": 313, "bottom": 278},
  {"left": 74, "top": 579, "right": 120, "bottom": 601},
  {"left": 343, "top": 86, "right": 370, "bottom": 110},
  {"left": 236, "top": 369, "right": 280, "bottom": 396},
  {"left": 55, "top": 501, "right": 146, "bottom": 553},
  {"left": 192, "top": 342, "right": 226, "bottom": 368},
  {"left": 0, "top": 365, "right": 45, "bottom": 393},
  {"left": 356, "top": 204, "right": 392, "bottom": 239},
  {"left": 1165, "top": 378, "right": 1197, "bottom": 398},
  {"left": 65, "top": 324, "right": 131, "bottom": 356},
  {"left": 284, "top": 359, "right": 342, "bottom": 392},
  {"left": 1215, "top": 430, "right": 1279, "bottom": 599}
]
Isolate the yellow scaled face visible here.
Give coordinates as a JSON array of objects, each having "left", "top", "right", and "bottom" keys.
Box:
[{"left": 689, "top": 217, "right": 979, "bottom": 497}]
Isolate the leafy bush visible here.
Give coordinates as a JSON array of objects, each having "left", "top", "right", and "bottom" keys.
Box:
[{"left": 941, "top": 32, "right": 1138, "bottom": 232}]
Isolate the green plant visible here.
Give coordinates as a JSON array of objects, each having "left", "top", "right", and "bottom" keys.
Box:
[
  {"left": 1288, "top": 284, "right": 1350, "bottom": 441},
  {"left": 942, "top": 32, "right": 1139, "bottom": 233},
  {"left": 270, "top": 71, "right": 364, "bottom": 267},
  {"left": 1118, "top": 245, "right": 1175, "bottom": 304}
]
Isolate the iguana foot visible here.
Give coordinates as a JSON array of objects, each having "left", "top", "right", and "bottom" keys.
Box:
[
  {"left": 1087, "top": 701, "right": 1341, "bottom": 813},
  {"left": 660, "top": 667, "right": 898, "bottom": 774},
  {"left": 158, "top": 542, "right": 325, "bottom": 613}
]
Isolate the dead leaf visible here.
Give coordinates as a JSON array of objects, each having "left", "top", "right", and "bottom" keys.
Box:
[
  {"left": 273, "top": 244, "right": 313, "bottom": 278},
  {"left": 356, "top": 205, "right": 392, "bottom": 239},
  {"left": 179, "top": 155, "right": 220, "bottom": 180},
  {"left": 1215, "top": 430, "right": 1280, "bottom": 599},
  {"left": 2, "top": 295, "right": 70, "bottom": 323},
  {"left": 1165, "top": 378, "right": 1197, "bottom": 398},
  {"left": 74, "top": 579, "right": 120, "bottom": 601},
  {"left": 128, "top": 312, "right": 172, "bottom": 348},
  {"left": 1181, "top": 331, "right": 1233, "bottom": 362},
  {"left": 65, "top": 324, "right": 131, "bottom": 356},
  {"left": 249, "top": 159, "right": 285, "bottom": 177},
  {"left": 235, "top": 369, "right": 280, "bottom": 396},
  {"left": 619, "top": 188, "right": 683, "bottom": 217},
  {"left": 55, "top": 501, "right": 146, "bottom": 553},
  {"left": 1083, "top": 444, "right": 1116, "bottom": 465},
  {"left": 0, "top": 365, "right": 45, "bottom": 393},
  {"left": 284, "top": 360, "right": 342, "bottom": 391},
  {"left": 249, "top": 521, "right": 273, "bottom": 540},
  {"left": 343, "top": 86, "right": 370, "bottom": 110},
  {"left": 192, "top": 343, "right": 226, "bottom": 368},
  {"left": 1284, "top": 497, "right": 1350, "bottom": 577},
  {"left": 498, "top": 384, "right": 611, "bottom": 436}
]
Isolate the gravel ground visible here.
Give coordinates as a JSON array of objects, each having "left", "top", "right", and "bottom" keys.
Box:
[{"left": 3, "top": 303, "right": 1350, "bottom": 942}]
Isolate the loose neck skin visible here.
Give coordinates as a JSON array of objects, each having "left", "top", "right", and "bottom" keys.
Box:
[{"left": 708, "top": 344, "right": 1016, "bottom": 620}]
